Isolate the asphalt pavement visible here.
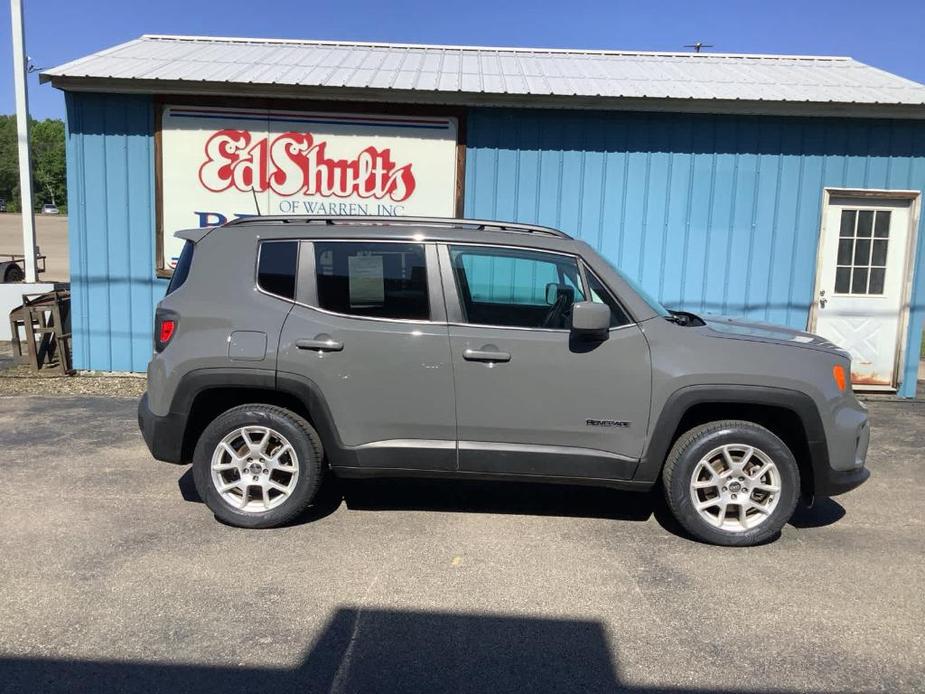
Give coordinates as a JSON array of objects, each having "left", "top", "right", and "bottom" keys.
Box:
[{"left": 0, "top": 394, "right": 922, "bottom": 693}]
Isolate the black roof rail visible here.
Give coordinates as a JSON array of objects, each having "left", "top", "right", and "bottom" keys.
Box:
[{"left": 221, "top": 215, "right": 572, "bottom": 239}]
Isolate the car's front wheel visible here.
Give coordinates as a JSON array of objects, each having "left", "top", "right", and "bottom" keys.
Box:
[
  {"left": 192, "top": 404, "right": 324, "bottom": 528},
  {"left": 662, "top": 420, "right": 800, "bottom": 546}
]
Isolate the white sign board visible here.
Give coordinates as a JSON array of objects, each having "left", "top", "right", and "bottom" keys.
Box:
[{"left": 159, "top": 106, "right": 459, "bottom": 270}]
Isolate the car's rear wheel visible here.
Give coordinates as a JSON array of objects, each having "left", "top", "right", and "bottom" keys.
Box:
[
  {"left": 662, "top": 420, "right": 800, "bottom": 546},
  {"left": 192, "top": 404, "right": 324, "bottom": 528}
]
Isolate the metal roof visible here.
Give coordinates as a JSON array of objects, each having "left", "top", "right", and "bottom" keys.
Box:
[{"left": 41, "top": 34, "right": 925, "bottom": 117}]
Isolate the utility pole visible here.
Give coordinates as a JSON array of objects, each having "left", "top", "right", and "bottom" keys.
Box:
[{"left": 10, "top": 0, "right": 38, "bottom": 282}]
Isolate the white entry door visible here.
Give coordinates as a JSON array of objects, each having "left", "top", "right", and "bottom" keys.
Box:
[{"left": 812, "top": 194, "right": 915, "bottom": 389}]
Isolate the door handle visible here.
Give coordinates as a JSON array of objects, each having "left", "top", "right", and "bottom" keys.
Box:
[
  {"left": 819, "top": 289, "right": 827, "bottom": 309},
  {"left": 296, "top": 337, "right": 343, "bottom": 352},
  {"left": 463, "top": 348, "right": 511, "bottom": 363}
]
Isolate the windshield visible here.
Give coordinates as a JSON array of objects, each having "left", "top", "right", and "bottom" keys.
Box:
[{"left": 599, "top": 257, "right": 671, "bottom": 317}]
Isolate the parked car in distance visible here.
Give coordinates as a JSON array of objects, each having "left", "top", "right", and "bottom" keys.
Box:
[
  {"left": 41, "top": 203, "right": 59, "bottom": 215},
  {"left": 0, "top": 198, "right": 6, "bottom": 212},
  {"left": 138, "top": 216, "right": 870, "bottom": 546}
]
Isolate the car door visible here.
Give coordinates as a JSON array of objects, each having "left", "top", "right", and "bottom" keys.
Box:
[
  {"left": 277, "top": 239, "right": 456, "bottom": 471},
  {"left": 439, "top": 243, "right": 652, "bottom": 481}
]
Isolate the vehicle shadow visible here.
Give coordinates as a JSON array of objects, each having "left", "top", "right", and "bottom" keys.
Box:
[
  {"left": 0, "top": 606, "right": 848, "bottom": 694},
  {"left": 178, "top": 468, "right": 846, "bottom": 537},
  {"left": 338, "top": 476, "right": 656, "bottom": 523},
  {"left": 788, "top": 497, "right": 846, "bottom": 528},
  {"left": 178, "top": 466, "right": 655, "bottom": 523}
]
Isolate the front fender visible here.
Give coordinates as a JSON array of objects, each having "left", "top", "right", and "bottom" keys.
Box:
[{"left": 634, "top": 384, "right": 829, "bottom": 490}]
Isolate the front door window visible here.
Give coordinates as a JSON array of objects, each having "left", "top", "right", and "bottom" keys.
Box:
[{"left": 448, "top": 245, "right": 584, "bottom": 329}]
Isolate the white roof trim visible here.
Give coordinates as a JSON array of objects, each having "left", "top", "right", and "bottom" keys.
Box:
[{"left": 138, "top": 34, "right": 853, "bottom": 62}]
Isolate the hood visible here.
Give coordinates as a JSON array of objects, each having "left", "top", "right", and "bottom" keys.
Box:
[{"left": 699, "top": 315, "right": 848, "bottom": 357}]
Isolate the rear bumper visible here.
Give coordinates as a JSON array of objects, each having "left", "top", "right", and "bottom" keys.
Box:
[{"left": 137, "top": 392, "right": 187, "bottom": 464}]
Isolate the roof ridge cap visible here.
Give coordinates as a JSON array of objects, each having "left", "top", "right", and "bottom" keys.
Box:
[{"left": 138, "top": 34, "right": 854, "bottom": 62}]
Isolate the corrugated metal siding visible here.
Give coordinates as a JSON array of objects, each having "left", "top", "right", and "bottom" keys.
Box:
[
  {"left": 464, "top": 107, "right": 925, "bottom": 396},
  {"left": 65, "top": 92, "right": 165, "bottom": 372}
]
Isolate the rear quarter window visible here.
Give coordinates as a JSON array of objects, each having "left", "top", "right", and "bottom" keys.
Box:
[
  {"left": 257, "top": 241, "right": 299, "bottom": 300},
  {"left": 166, "top": 241, "right": 194, "bottom": 295}
]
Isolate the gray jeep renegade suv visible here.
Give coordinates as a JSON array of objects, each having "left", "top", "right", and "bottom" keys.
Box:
[{"left": 138, "top": 216, "right": 870, "bottom": 546}]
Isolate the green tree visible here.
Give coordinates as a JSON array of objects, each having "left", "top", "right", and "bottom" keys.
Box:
[
  {"left": 31, "top": 119, "right": 65, "bottom": 209},
  {"left": 0, "top": 114, "right": 67, "bottom": 213},
  {"left": 0, "top": 115, "right": 19, "bottom": 209}
]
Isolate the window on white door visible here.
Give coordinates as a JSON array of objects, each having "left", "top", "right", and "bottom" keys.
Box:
[{"left": 834, "top": 209, "right": 891, "bottom": 295}]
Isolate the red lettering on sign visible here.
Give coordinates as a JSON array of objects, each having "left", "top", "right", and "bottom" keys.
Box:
[{"left": 198, "top": 129, "right": 416, "bottom": 201}]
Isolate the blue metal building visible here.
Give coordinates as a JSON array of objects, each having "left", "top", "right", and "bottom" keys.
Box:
[{"left": 42, "top": 36, "right": 925, "bottom": 396}]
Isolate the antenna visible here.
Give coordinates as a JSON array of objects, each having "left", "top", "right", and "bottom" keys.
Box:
[
  {"left": 25, "top": 56, "right": 46, "bottom": 73},
  {"left": 684, "top": 42, "right": 714, "bottom": 53},
  {"left": 251, "top": 188, "right": 262, "bottom": 216}
]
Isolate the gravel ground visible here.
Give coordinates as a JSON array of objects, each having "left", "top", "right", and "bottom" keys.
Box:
[
  {"left": 0, "top": 394, "right": 923, "bottom": 693},
  {"left": 0, "top": 341, "right": 146, "bottom": 397}
]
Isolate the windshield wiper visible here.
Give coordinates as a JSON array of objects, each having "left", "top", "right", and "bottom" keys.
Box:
[{"left": 666, "top": 310, "right": 706, "bottom": 327}]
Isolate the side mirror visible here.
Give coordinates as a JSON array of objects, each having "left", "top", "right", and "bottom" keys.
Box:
[
  {"left": 570, "top": 301, "right": 610, "bottom": 340},
  {"left": 545, "top": 283, "right": 557, "bottom": 305},
  {"left": 545, "top": 282, "right": 575, "bottom": 305}
]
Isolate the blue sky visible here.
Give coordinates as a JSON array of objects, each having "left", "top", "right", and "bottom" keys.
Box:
[{"left": 3, "top": 0, "right": 924, "bottom": 120}]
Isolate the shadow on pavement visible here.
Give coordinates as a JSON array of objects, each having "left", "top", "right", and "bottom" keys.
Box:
[
  {"left": 0, "top": 607, "right": 831, "bottom": 694},
  {"left": 179, "top": 468, "right": 847, "bottom": 538},
  {"left": 788, "top": 497, "right": 846, "bottom": 528},
  {"left": 179, "top": 467, "right": 655, "bottom": 522},
  {"left": 340, "top": 477, "right": 656, "bottom": 523}
]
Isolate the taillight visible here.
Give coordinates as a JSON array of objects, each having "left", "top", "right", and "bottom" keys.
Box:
[
  {"left": 155, "top": 310, "right": 178, "bottom": 352},
  {"left": 159, "top": 319, "right": 176, "bottom": 344}
]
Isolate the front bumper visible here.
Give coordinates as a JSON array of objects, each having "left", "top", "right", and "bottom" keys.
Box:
[
  {"left": 138, "top": 392, "right": 187, "bottom": 464},
  {"left": 814, "top": 408, "right": 870, "bottom": 497},
  {"left": 814, "top": 465, "right": 870, "bottom": 496}
]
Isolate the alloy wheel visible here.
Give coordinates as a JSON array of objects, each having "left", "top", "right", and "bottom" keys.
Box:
[
  {"left": 210, "top": 426, "right": 300, "bottom": 512},
  {"left": 688, "top": 443, "right": 781, "bottom": 532}
]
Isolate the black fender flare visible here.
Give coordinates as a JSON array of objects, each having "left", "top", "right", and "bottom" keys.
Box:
[
  {"left": 634, "top": 384, "right": 829, "bottom": 487},
  {"left": 168, "top": 367, "right": 276, "bottom": 415},
  {"left": 166, "top": 367, "right": 352, "bottom": 466}
]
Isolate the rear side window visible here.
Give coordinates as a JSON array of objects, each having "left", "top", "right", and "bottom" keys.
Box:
[
  {"left": 257, "top": 241, "right": 298, "bottom": 300},
  {"left": 314, "top": 241, "right": 429, "bottom": 320},
  {"left": 166, "top": 241, "right": 194, "bottom": 295}
]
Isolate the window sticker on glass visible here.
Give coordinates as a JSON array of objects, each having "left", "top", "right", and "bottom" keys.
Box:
[{"left": 348, "top": 254, "right": 385, "bottom": 306}]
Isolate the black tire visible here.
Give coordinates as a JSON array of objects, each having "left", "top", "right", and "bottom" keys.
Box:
[
  {"left": 192, "top": 404, "right": 324, "bottom": 528},
  {"left": 662, "top": 420, "right": 800, "bottom": 546},
  {"left": 4, "top": 264, "right": 24, "bottom": 283}
]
